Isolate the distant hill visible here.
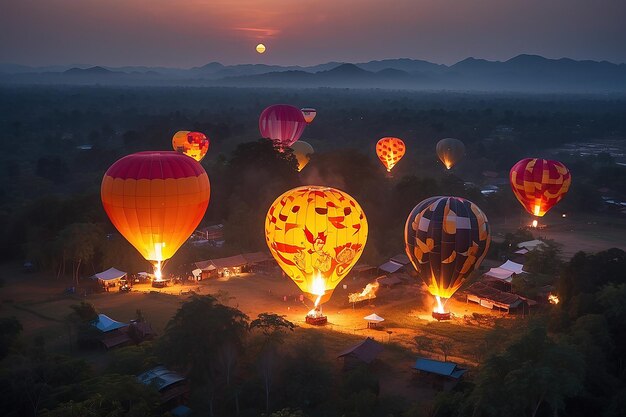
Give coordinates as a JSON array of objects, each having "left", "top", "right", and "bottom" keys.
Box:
[{"left": 2, "top": 55, "right": 625, "bottom": 93}]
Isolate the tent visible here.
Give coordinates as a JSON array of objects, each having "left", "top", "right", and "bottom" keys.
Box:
[
  {"left": 378, "top": 260, "right": 404, "bottom": 274},
  {"left": 92, "top": 314, "right": 128, "bottom": 333},
  {"left": 514, "top": 248, "right": 529, "bottom": 255},
  {"left": 191, "top": 269, "right": 202, "bottom": 279},
  {"left": 93, "top": 267, "right": 126, "bottom": 282},
  {"left": 337, "top": 337, "right": 384, "bottom": 366},
  {"left": 364, "top": 313, "right": 385, "bottom": 328},
  {"left": 500, "top": 260, "right": 525, "bottom": 274},
  {"left": 517, "top": 239, "right": 545, "bottom": 251},
  {"left": 485, "top": 267, "right": 514, "bottom": 282}
]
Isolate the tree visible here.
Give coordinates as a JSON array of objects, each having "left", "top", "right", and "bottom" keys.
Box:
[
  {"left": 58, "top": 223, "right": 102, "bottom": 285},
  {"left": 439, "top": 340, "right": 453, "bottom": 362},
  {"left": 470, "top": 325, "right": 584, "bottom": 417},
  {"left": 157, "top": 295, "right": 248, "bottom": 415},
  {"left": 414, "top": 335, "right": 433, "bottom": 355},
  {"left": 0, "top": 317, "right": 22, "bottom": 360},
  {"left": 250, "top": 313, "right": 295, "bottom": 412}
]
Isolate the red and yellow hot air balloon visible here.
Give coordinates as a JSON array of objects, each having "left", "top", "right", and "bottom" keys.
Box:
[
  {"left": 376, "top": 137, "right": 405, "bottom": 172},
  {"left": 290, "top": 141, "right": 314, "bottom": 171},
  {"left": 510, "top": 158, "right": 571, "bottom": 217},
  {"left": 265, "top": 186, "right": 368, "bottom": 320},
  {"left": 172, "top": 131, "right": 209, "bottom": 162},
  {"left": 405, "top": 196, "right": 490, "bottom": 315},
  {"left": 436, "top": 138, "right": 465, "bottom": 169},
  {"left": 301, "top": 108, "right": 317, "bottom": 124},
  {"left": 101, "top": 151, "right": 210, "bottom": 279},
  {"left": 259, "top": 104, "right": 307, "bottom": 148}
]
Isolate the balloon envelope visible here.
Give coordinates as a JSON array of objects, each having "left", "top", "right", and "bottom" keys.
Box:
[
  {"left": 290, "top": 141, "right": 314, "bottom": 171},
  {"left": 301, "top": 108, "right": 317, "bottom": 124},
  {"left": 510, "top": 158, "right": 571, "bottom": 217},
  {"left": 172, "top": 131, "right": 209, "bottom": 162},
  {"left": 436, "top": 138, "right": 465, "bottom": 169},
  {"left": 259, "top": 104, "right": 307, "bottom": 148},
  {"left": 265, "top": 186, "right": 368, "bottom": 303},
  {"left": 101, "top": 151, "right": 210, "bottom": 262},
  {"left": 405, "top": 196, "right": 490, "bottom": 299},
  {"left": 376, "top": 137, "right": 406, "bottom": 172}
]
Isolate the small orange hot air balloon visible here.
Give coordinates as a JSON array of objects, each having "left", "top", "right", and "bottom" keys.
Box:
[
  {"left": 265, "top": 186, "right": 368, "bottom": 321},
  {"left": 509, "top": 158, "right": 571, "bottom": 217},
  {"left": 172, "top": 131, "right": 210, "bottom": 162},
  {"left": 101, "top": 151, "right": 210, "bottom": 279},
  {"left": 301, "top": 108, "right": 317, "bottom": 124},
  {"left": 376, "top": 137, "right": 405, "bottom": 172}
]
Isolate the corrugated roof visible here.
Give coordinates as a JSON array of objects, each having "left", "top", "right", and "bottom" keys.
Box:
[
  {"left": 390, "top": 254, "right": 411, "bottom": 265},
  {"left": 337, "top": 337, "right": 384, "bottom": 364},
  {"left": 413, "top": 357, "right": 467, "bottom": 379},
  {"left": 138, "top": 365, "right": 186, "bottom": 391},
  {"left": 379, "top": 260, "right": 404, "bottom": 274},
  {"left": 241, "top": 251, "right": 273, "bottom": 264},
  {"left": 93, "top": 314, "right": 128, "bottom": 333},
  {"left": 467, "top": 282, "right": 523, "bottom": 307},
  {"left": 209, "top": 254, "right": 247, "bottom": 269}
]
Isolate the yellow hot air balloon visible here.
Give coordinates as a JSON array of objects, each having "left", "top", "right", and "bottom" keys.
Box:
[
  {"left": 290, "top": 141, "right": 314, "bottom": 171},
  {"left": 265, "top": 186, "right": 368, "bottom": 320}
]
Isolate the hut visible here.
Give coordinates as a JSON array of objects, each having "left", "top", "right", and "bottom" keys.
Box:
[
  {"left": 465, "top": 282, "right": 532, "bottom": 314},
  {"left": 138, "top": 365, "right": 189, "bottom": 405},
  {"left": 337, "top": 337, "right": 384, "bottom": 370},
  {"left": 412, "top": 357, "right": 467, "bottom": 390},
  {"left": 91, "top": 314, "right": 131, "bottom": 349}
]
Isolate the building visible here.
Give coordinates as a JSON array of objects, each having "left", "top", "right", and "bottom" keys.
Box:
[
  {"left": 412, "top": 357, "right": 467, "bottom": 391},
  {"left": 351, "top": 264, "right": 378, "bottom": 279},
  {"left": 138, "top": 365, "right": 189, "bottom": 405},
  {"left": 337, "top": 337, "right": 384, "bottom": 370},
  {"left": 195, "top": 252, "right": 276, "bottom": 279},
  {"left": 465, "top": 282, "right": 531, "bottom": 314},
  {"left": 91, "top": 313, "right": 132, "bottom": 349}
]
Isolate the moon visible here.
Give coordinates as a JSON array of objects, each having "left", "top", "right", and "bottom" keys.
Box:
[{"left": 256, "top": 43, "right": 266, "bottom": 54}]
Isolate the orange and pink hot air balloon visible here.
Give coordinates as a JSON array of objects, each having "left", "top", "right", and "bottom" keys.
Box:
[
  {"left": 509, "top": 158, "right": 571, "bottom": 217},
  {"left": 101, "top": 151, "right": 210, "bottom": 279},
  {"left": 259, "top": 104, "right": 307, "bottom": 148}
]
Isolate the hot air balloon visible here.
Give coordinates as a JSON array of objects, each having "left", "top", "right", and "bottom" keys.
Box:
[
  {"left": 101, "top": 151, "right": 210, "bottom": 280},
  {"left": 436, "top": 138, "right": 465, "bottom": 169},
  {"left": 301, "top": 108, "right": 317, "bottom": 124},
  {"left": 290, "top": 141, "right": 314, "bottom": 171},
  {"left": 376, "top": 137, "right": 406, "bottom": 172},
  {"left": 265, "top": 186, "right": 368, "bottom": 323},
  {"left": 404, "top": 196, "right": 490, "bottom": 317},
  {"left": 172, "top": 131, "right": 210, "bottom": 162},
  {"left": 509, "top": 158, "right": 571, "bottom": 217},
  {"left": 259, "top": 104, "right": 307, "bottom": 148}
]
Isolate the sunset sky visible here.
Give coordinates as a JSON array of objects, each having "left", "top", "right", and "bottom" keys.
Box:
[{"left": 1, "top": 0, "right": 625, "bottom": 67}]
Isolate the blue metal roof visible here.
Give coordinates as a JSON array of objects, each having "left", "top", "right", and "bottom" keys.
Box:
[{"left": 413, "top": 357, "right": 466, "bottom": 379}]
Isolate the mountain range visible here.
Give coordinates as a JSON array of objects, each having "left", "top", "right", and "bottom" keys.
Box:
[{"left": 1, "top": 55, "right": 625, "bottom": 93}]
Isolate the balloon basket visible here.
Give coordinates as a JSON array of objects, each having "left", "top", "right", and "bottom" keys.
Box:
[
  {"left": 305, "top": 315, "right": 328, "bottom": 325},
  {"left": 432, "top": 311, "right": 451, "bottom": 321}
]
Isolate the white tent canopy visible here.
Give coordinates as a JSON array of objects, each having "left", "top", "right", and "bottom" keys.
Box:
[
  {"left": 517, "top": 239, "right": 545, "bottom": 251},
  {"left": 93, "top": 314, "right": 128, "bottom": 332},
  {"left": 191, "top": 268, "right": 202, "bottom": 279},
  {"left": 500, "top": 260, "right": 526, "bottom": 274},
  {"left": 94, "top": 267, "right": 127, "bottom": 281},
  {"left": 485, "top": 267, "right": 514, "bottom": 282},
  {"left": 364, "top": 313, "right": 385, "bottom": 323}
]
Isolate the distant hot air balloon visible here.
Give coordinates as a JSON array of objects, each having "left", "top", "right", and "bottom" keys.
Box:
[
  {"left": 172, "top": 131, "right": 209, "bottom": 162},
  {"left": 376, "top": 137, "right": 406, "bottom": 172},
  {"left": 301, "top": 108, "right": 317, "bottom": 124},
  {"left": 265, "top": 186, "right": 368, "bottom": 321},
  {"left": 101, "top": 151, "right": 210, "bottom": 279},
  {"left": 436, "top": 138, "right": 465, "bottom": 169},
  {"left": 290, "top": 141, "right": 314, "bottom": 171},
  {"left": 405, "top": 196, "right": 490, "bottom": 314},
  {"left": 259, "top": 104, "right": 307, "bottom": 148},
  {"left": 510, "top": 158, "right": 571, "bottom": 217}
]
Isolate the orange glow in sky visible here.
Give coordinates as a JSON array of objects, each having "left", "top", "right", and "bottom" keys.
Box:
[{"left": 1, "top": 0, "right": 625, "bottom": 66}]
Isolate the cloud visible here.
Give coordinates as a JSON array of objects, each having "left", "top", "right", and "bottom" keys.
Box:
[{"left": 233, "top": 27, "right": 280, "bottom": 39}]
